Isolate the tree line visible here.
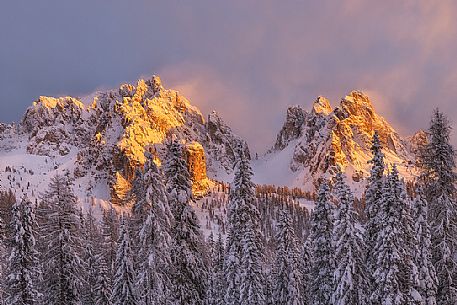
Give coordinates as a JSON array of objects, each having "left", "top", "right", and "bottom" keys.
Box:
[{"left": 0, "top": 108, "right": 456, "bottom": 305}]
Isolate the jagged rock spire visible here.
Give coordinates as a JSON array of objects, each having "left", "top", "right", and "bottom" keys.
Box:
[
  {"left": 151, "top": 75, "right": 164, "bottom": 93},
  {"left": 312, "top": 96, "right": 332, "bottom": 115}
]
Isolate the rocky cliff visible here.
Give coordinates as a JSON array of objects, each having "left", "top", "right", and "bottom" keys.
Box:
[
  {"left": 256, "top": 91, "right": 416, "bottom": 191},
  {"left": 1, "top": 79, "right": 422, "bottom": 201},
  {"left": 15, "top": 75, "right": 247, "bottom": 203}
]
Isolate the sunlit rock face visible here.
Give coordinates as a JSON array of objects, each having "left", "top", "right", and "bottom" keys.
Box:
[
  {"left": 312, "top": 96, "right": 332, "bottom": 115},
  {"left": 20, "top": 75, "right": 247, "bottom": 203},
  {"left": 269, "top": 90, "right": 415, "bottom": 188},
  {"left": 185, "top": 142, "right": 211, "bottom": 196},
  {"left": 22, "top": 96, "right": 88, "bottom": 156}
]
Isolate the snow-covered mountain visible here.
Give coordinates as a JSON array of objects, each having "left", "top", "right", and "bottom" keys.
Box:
[
  {"left": 253, "top": 91, "right": 418, "bottom": 193},
  {"left": 0, "top": 76, "right": 247, "bottom": 207},
  {"left": 1, "top": 78, "right": 422, "bottom": 205}
]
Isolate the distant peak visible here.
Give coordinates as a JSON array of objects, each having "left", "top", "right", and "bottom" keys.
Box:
[
  {"left": 32, "top": 96, "right": 85, "bottom": 110},
  {"left": 342, "top": 90, "right": 373, "bottom": 107},
  {"left": 312, "top": 96, "right": 332, "bottom": 115},
  {"left": 208, "top": 110, "right": 222, "bottom": 122},
  {"left": 409, "top": 129, "right": 427, "bottom": 144},
  {"left": 151, "top": 75, "right": 164, "bottom": 93}
]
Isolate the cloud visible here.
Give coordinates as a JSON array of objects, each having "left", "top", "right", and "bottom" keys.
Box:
[{"left": 1, "top": 0, "right": 457, "bottom": 151}]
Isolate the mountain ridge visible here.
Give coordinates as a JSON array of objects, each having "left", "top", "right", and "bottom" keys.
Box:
[
  {"left": 0, "top": 76, "right": 421, "bottom": 203},
  {"left": 0, "top": 75, "right": 247, "bottom": 205},
  {"left": 253, "top": 90, "right": 418, "bottom": 193}
]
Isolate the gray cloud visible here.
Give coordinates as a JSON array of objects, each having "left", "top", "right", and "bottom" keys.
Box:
[{"left": 1, "top": 0, "right": 457, "bottom": 151}]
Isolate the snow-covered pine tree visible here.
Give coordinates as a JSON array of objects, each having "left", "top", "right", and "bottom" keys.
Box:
[
  {"left": 418, "top": 109, "right": 457, "bottom": 305},
  {"left": 111, "top": 217, "right": 138, "bottom": 305},
  {"left": 371, "top": 166, "right": 421, "bottom": 305},
  {"left": 240, "top": 219, "right": 265, "bottom": 305},
  {"left": 38, "top": 174, "right": 84, "bottom": 305},
  {"left": 4, "top": 196, "right": 40, "bottom": 305},
  {"left": 82, "top": 207, "right": 102, "bottom": 305},
  {"left": 225, "top": 145, "right": 265, "bottom": 305},
  {"left": 128, "top": 168, "right": 147, "bottom": 243},
  {"left": 271, "top": 209, "right": 304, "bottom": 305},
  {"left": 136, "top": 153, "right": 174, "bottom": 305},
  {"left": 128, "top": 168, "right": 147, "bottom": 214},
  {"left": 164, "top": 139, "right": 208, "bottom": 305},
  {"left": 413, "top": 189, "right": 438, "bottom": 305},
  {"left": 301, "top": 238, "right": 312, "bottom": 305},
  {"left": 101, "top": 207, "right": 120, "bottom": 285},
  {"left": 365, "top": 132, "right": 385, "bottom": 252},
  {"left": 0, "top": 190, "right": 15, "bottom": 247},
  {"left": 207, "top": 232, "right": 229, "bottom": 305},
  {"left": 163, "top": 139, "right": 193, "bottom": 220},
  {"left": 309, "top": 179, "right": 334, "bottom": 305},
  {"left": 224, "top": 176, "right": 244, "bottom": 305},
  {"left": 211, "top": 233, "right": 225, "bottom": 305},
  {"left": 418, "top": 109, "right": 457, "bottom": 203},
  {"left": 332, "top": 169, "right": 367, "bottom": 305},
  {"left": 206, "top": 233, "right": 216, "bottom": 305},
  {"left": 94, "top": 256, "right": 112, "bottom": 305},
  {"left": 364, "top": 131, "right": 386, "bottom": 302}
]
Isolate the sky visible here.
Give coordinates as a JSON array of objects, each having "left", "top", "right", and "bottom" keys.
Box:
[{"left": 1, "top": 0, "right": 457, "bottom": 152}]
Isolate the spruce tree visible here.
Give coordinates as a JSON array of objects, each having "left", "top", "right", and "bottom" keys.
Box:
[
  {"left": 364, "top": 131, "right": 386, "bottom": 302},
  {"left": 332, "top": 169, "right": 367, "bottom": 305},
  {"left": 101, "top": 207, "right": 119, "bottom": 285},
  {"left": 95, "top": 256, "right": 112, "bottom": 305},
  {"left": 5, "top": 196, "right": 40, "bottom": 305},
  {"left": 370, "top": 166, "right": 421, "bottom": 305},
  {"left": 128, "top": 168, "right": 147, "bottom": 215},
  {"left": 418, "top": 109, "right": 457, "bottom": 305},
  {"left": 211, "top": 233, "right": 225, "bottom": 305},
  {"left": 128, "top": 168, "right": 147, "bottom": 250},
  {"left": 164, "top": 139, "right": 208, "bottom": 305},
  {"left": 225, "top": 146, "right": 265, "bottom": 305},
  {"left": 111, "top": 217, "right": 138, "bottom": 305},
  {"left": 240, "top": 219, "right": 265, "bottom": 305},
  {"left": 271, "top": 209, "right": 304, "bottom": 305},
  {"left": 38, "top": 174, "right": 84, "bottom": 305},
  {"left": 136, "top": 153, "right": 174, "bottom": 305},
  {"left": 206, "top": 232, "right": 225, "bottom": 305},
  {"left": 365, "top": 132, "right": 385, "bottom": 253},
  {"left": 0, "top": 190, "right": 15, "bottom": 247},
  {"left": 224, "top": 177, "right": 244, "bottom": 305},
  {"left": 82, "top": 207, "right": 101, "bottom": 305},
  {"left": 309, "top": 180, "right": 334, "bottom": 305},
  {"left": 301, "top": 238, "right": 312, "bottom": 305},
  {"left": 413, "top": 190, "right": 438, "bottom": 305},
  {"left": 164, "top": 139, "right": 193, "bottom": 220},
  {"left": 206, "top": 233, "right": 216, "bottom": 305}
]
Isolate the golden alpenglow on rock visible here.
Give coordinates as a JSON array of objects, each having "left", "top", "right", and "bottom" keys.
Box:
[
  {"left": 19, "top": 75, "right": 247, "bottom": 204},
  {"left": 185, "top": 142, "right": 211, "bottom": 196}
]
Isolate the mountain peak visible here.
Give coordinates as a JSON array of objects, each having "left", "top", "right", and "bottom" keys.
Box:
[
  {"left": 32, "top": 96, "right": 85, "bottom": 110},
  {"left": 150, "top": 75, "right": 164, "bottom": 93},
  {"left": 3, "top": 75, "right": 248, "bottom": 203},
  {"left": 340, "top": 90, "right": 375, "bottom": 115},
  {"left": 312, "top": 96, "right": 332, "bottom": 115},
  {"left": 273, "top": 105, "right": 307, "bottom": 151},
  {"left": 259, "top": 90, "right": 414, "bottom": 192}
]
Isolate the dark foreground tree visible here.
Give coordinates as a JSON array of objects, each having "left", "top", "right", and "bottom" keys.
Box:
[
  {"left": 418, "top": 109, "right": 457, "bottom": 305},
  {"left": 5, "top": 197, "right": 40, "bottom": 305},
  {"left": 38, "top": 174, "right": 84, "bottom": 305}
]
